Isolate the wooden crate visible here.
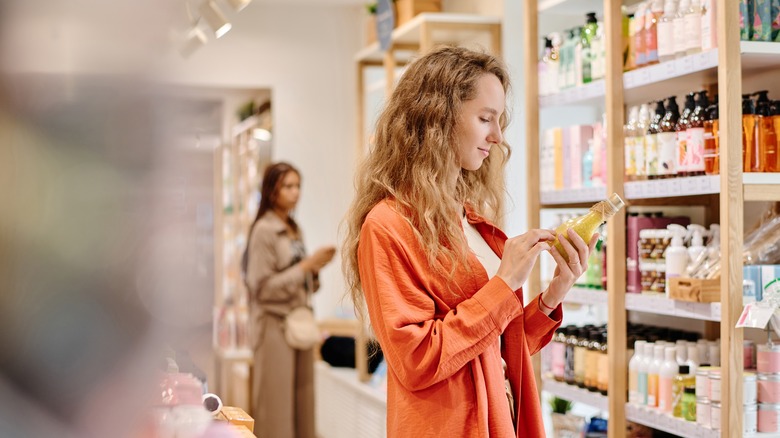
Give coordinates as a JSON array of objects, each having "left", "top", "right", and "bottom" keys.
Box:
[
  {"left": 396, "top": 0, "right": 442, "bottom": 27},
  {"left": 668, "top": 277, "right": 720, "bottom": 303}
]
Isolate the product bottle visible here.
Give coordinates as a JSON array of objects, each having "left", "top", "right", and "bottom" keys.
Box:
[
  {"left": 686, "top": 342, "right": 700, "bottom": 374},
  {"left": 552, "top": 328, "right": 567, "bottom": 381},
  {"left": 672, "top": 0, "right": 686, "bottom": 58},
  {"left": 659, "top": 96, "right": 681, "bottom": 177},
  {"left": 539, "top": 38, "right": 550, "bottom": 96},
  {"left": 755, "top": 90, "right": 777, "bottom": 172},
  {"left": 774, "top": 101, "right": 780, "bottom": 171},
  {"left": 645, "top": 0, "right": 663, "bottom": 65},
  {"left": 585, "top": 239, "right": 603, "bottom": 288},
  {"left": 687, "top": 90, "right": 709, "bottom": 175},
  {"left": 676, "top": 339, "right": 689, "bottom": 364},
  {"left": 658, "top": 0, "right": 678, "bottom": 62},
  {"left": 597, "top": 332, "right": 609, "bottom": 395},
  {"left": 638, "top": 342, "right": 653, "bottom": 405},
  {"left": 647, "top": 100, "right": 666, "bottom": 178},
  {"left": 703, "top": 95, "right": 720, "bottom": 174},
  {"left": 592, "top": 24, "right": 605, "bottom": 80},
  {"left": 629, "top": 340, "right": 647, "bottom": 404},
  {"left": 574, "top": 327, "right": 588, "bottom": 387},
  {"left": 635, "top": 3, "right": 648, "bottom": 67},
  {"left": 682, "top": 386, "right": 697, "bottom": 421},
  {"left": 636, "top": 103, "right": 651, "bottom": 179},
  {"left": 558, "top": 30, "right": 571, "bottom": 90},
  {"left": 659, "top": 346, "right": 678, "bottom": 413},
  {"left": 581, "top": 13, "right": 599, "bottom": 84},
  {"left": 554, "top": 193, "right": 625, "bottom": 261},
  {"left": 752, "top": 0, "right": 772, "bottom": 41},
  {"left": 701, "top": 0, "right": 717, "bottom": 51},
  {"left": 686, "top": 224, "right": 707, "bottom": 268},
  {"left": 673, "top": 364, "right": 694, "bottom": 417},
  {"left": 625, "top": 106, "right": 640, "bottom": 180},
  {"left": 684, "top": 0, "right": 703, "bottom": 55},
  {"left": 627, "top": 14, "right": 637, "bottom": 71},
  {"left": 743, "top": 93, "right": 762, "bottom": 172},
  {"left": 564, "top": 326, "right": 578, "bottom": 384},
  {"left": 585, "top": 329, "right": 601, "bottom": 391},
  {"left": 573, "top": 26, "right": 584, "bottom": 87},
  {"left": 647, "top": 343, "right": 665, "bottom": 407},
  {"left": 665, "top": 224, "right": 689, "bottom": 296},
  {"left": 676, "top": 93, "right": 696, "bottom": 176}
]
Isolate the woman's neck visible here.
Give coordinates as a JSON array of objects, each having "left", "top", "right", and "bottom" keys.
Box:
[{"left": 271, "top": 207, "right": 290, "bottom": 222}]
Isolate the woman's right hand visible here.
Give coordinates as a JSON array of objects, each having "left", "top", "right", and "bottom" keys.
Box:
[
  {"left": 301, "top": 246, "right": 337, "bottom": 273},
  {"left": 496, "top": 229, "right": 556, "bottom": 291}
]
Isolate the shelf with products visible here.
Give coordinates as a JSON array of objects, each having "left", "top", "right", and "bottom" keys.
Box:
[
  {"left": 625, "top": 403, "right": 719, "bottom": 438},
  {"left": 539, "top": 79, "right": 606, "bottom": 108},
  {"left": 538, "top": 0, "right": 602, "bottom": 15},
  {"left": 624, "top": 293, "right": 722, "bottom": 322},
  {"left": 540, "top": 186, "right": 607, "bottom": 206},
  {"left": 542, "top": 378, "right": 609, "bottom": 412}
]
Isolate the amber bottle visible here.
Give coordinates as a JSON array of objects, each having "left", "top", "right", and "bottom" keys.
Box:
[{"left": 703, "top": 96, "right": 719, "bottom": 175}]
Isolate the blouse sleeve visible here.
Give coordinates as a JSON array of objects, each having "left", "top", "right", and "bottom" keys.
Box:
[{"left": 358, "top": 217, "right": 523, "bottom": 392}]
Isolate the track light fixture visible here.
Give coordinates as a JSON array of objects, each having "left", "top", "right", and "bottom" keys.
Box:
[
  {"left": 226, "top": 0, "right": 252, "bottom": 12},
  {"left": 199, "top": 1, "right": 232, "bottom": 39},
  {"left": 179, "top": 27, "right": 208, "bottom": 58}
]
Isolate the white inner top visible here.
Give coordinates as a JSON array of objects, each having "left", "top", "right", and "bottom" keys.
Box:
[{"left": 462, "top": 216, "right": 501, "bottom": 279}]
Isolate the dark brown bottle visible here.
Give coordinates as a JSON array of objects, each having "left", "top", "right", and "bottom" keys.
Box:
[
  {"left": 687, "top": 91, "right": 709, "bottom": 176},
  {"left": 658, "top": 96, "right": 680, "bottom": 178},
  {"left": 676, "top": 93, "right": 695, "bottom": 176},
  {"left": 703, "top": 96, "right": 719, "bottom": 175}
]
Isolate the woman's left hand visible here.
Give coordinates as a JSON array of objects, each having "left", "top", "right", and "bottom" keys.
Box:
[{"left": 543, "top": 228, "right": 600, "bottom": 308}]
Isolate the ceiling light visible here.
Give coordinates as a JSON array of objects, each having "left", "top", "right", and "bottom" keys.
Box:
[
  {"left": 200, "top": 1, "right": 232, "bottom": 39},
  {"left": 226, "top": 0, "right": 252, "bottom": 12},
  {"left": 253, "top": 128, "right": 272, "bottom": 142},
  {"left": 179, "top": 27, "right": 207, "bottom": 58}
]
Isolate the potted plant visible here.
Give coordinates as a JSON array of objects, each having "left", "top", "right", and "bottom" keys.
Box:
[{"left": 548, "top": 397, "right": 584, "bottom": 438}]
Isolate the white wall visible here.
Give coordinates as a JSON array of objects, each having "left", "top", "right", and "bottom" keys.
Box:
[{"left": 159, "top": 3, "right": 364, "bottom": 318}]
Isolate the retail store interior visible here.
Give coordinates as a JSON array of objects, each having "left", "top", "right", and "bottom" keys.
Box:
[{"left": 2, "top": 0, "right": 780, "bottom": 437}]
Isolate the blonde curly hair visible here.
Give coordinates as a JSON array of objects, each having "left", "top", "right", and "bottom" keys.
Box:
[{"left": 342, "top": 46, "right": 512, "bottom": 320}]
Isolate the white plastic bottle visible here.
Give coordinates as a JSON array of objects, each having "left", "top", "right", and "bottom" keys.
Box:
[
  {"left": 658, "top": 346, "right": 678, "bottom": 413},
  {"left": 665, "top": 224, "right": 689, "bottom": 296},
  {"left": 676, "top": 339, "right": 689, "bottom": 364},
  {"left": 684, "top": 0, "right": 702, "bottom": 55},
  {"left": 638, "top": 342, "right": 653, "bottom": 405},
  {"left": 686, "top": 342, "right": 700, "bottom": 374},
  {"left": 629, "top": 340, "right": 647, "bottom": 404},
  {"left": 687, "top": 224, "right": 707, "bottom": 270},
  {"left": 647, "top": 344, "right": 665, "bottom": 408},
  {"left": 658, "top": 0, "right": 678, "bottom": 62}
]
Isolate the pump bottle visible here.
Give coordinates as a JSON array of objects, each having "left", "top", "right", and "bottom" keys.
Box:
[
  {"left": 743, "top": 93, "right": 761, "bottom": 172},
  {"left": 659, "top": 96, "right": 681, "bottom": 177},
  {"left": 687, "top": 90, "right": 709, "bottom": 175},
  {"left": 703, "top": 95, "right": 719, "bottom": 174},
  {"left": 646, "top": 100, "right": 666, "bottom": 178},
  {"left": 665, "top": 224, "right": 689, "bottom": 296},
  {"left": 755, "top": 91, "right": 777, "bottom": 172}
]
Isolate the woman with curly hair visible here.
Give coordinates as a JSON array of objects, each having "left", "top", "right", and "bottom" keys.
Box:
[{"left": 342, "top": 46, "right": 597, "bottom": 437}]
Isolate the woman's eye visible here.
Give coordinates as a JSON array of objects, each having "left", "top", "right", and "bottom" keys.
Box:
[{"left": 480, "top": 117, "right": 490, "bottom": 123}]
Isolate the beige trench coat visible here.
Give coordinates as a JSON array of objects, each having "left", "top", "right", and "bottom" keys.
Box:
[{"left": 246, "top": 212, "right": 316, "bottom": 438}]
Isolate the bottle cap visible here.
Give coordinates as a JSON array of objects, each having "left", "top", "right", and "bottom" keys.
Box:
[
  {"left": 684, "top": 386, "right": 696, "bottom": 394},
  {"left": 679, "top": 364, "right": 690, "bottom": 374}
]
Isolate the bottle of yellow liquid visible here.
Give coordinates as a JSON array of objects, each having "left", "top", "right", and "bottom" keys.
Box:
[{"left": 554, "top": 192, "right": 626, "bottom": 261}]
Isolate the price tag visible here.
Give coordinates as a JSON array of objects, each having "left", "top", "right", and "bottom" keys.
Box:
[
  {"left": 680, "top": 55, "right": 694, "bottom": 74},
  {"left": 663, "top": 61, "right": 676, "bottom": 78}
]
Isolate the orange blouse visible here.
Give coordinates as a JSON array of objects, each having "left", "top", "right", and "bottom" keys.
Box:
[{"left": 358, "top": 200, "right": 562, "bottom": 437}]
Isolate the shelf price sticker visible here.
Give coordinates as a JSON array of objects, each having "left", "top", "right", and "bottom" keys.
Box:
[{"left": 736, "top": 302, "right": 776, "bottom": 329}]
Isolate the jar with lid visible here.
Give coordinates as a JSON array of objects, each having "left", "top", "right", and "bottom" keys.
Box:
[{"left": 708, "top": 369, "right": 721, "bottom": 402}]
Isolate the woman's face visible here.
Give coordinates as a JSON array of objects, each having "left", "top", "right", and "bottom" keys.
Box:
[
  {"left": 274, "top": 171, "right": 301, "bottom": 212},
  {"left": 455, "top": 73, "right": 505, "bottom": 172}
]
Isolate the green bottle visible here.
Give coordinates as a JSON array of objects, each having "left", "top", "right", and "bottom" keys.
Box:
[{"left": 581, "top": 12, "right": 599, "bottom": 84}]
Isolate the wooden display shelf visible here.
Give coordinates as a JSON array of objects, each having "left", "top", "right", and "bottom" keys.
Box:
[
  {"left": 540, "top": 185, "right": 607, "bottom": 206},
  {"left": 625, "top": 293, "right": 722, "bottom": 322},
  {"left": 625, "top": 403, "right": 719, "bottom": 438}
]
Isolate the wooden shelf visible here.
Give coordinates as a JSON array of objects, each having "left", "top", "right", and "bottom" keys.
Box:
[
  {"left": 625, "top": 403, "right": 719, "bottom": 438},
  {"left": 538, "top": 0, "right": 602, "bottom": 15},
  {"left": 542, "top": 378, "right": 608, "bottom": 411},
  {"left": 625, "top": 293, "right": 722, "bottom": 322},
  {"left": 744, "top": 173, "right": 780, "bottom": 201},
  {"left": 540, "top": 185, "right": 607, "bottom": 206},
  {"left": 565, "top": 287, "right": 607, "bottom": 306},
  {"left": 625, "top": 176, "right": 720, "bottom": 200},
  {"left": 355, "top": 13, "right": 501, "bottom": 64}
]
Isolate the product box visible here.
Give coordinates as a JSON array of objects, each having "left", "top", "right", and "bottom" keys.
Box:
[{"left": 626, "top": 214, "right": 690, "bottom": 293}]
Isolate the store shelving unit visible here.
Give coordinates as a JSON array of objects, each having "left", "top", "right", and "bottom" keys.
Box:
[
  {"left": 540, "top": 185, "right": 607, "bottom": 206},
  {"left": 355, "top": 13, "right": 501, "bottom": 159},
  {"left": 542, "top": 378, "right": 609, "bottom": 412},
  {"left": 525, "top": 0, "right": 780, "bottom": 435}
]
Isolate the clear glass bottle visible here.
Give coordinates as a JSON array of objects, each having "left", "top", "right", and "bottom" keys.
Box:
[
  {"left": 646, "top": 100, "right": 666, "bottom": 178},
  {"left": 581, "top": 13, "right": 599, "bottom": 84},
  {"left": 687, "top": 90, "right": 709, "bottom": 175},
  {"left": 743, "top": 93, "right": 761, "bottom": 172},
  {"left": 682, "top": 386, "right": 697, "bottom": 421},
  {"left": 684, "top": 0, "right": 703, "bottom": 55},
  {"left": 644, "top": 0, "right": 664, "bottom": 65},
  {"left": 703, "top": 96, "right": 719, "bottom": 175},
  {"left": 564, "top": 326, "right": 578, "bottom": 385},
  {"left": 553, "top": 193, "right": 625, "bottom": 261},
  {"left": 659, "top": 96, "right": 681, "bottom": 178},
  {"left": 586, "top": 329, "right": 601, "bottom": 391},
  {"left": 673, "top": 364, "right": 694, "bottom": 417}
]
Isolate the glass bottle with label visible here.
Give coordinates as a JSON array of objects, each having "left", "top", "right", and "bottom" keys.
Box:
[
  {"left": 703, "top": 96, "right": 719, "bottom": 174},
  {"left": 553, "top": 193, "right": 625, "bottom": 261},
  {"left": 645, "top": 0, "right": 663, "bottom": 65},
  {"left": 574, "top": 327, "right": 588, "bottom": 387},
  {"left": 687, "top": 90, "right": 709, "bottom": 175},
  {"left": 564, "top": 326, "right": 578, "bottom": 384},
  {"left": 658, "top": 0, "right": 678, "bottom": 62},
  {"left": 581, "top": 13, "right": 599, "bottom": 84},
  {"left": 659, "top": 96, "right": 681, "bottom": 177},
  {"left": 646, "top": 100, "right": 666, "bottom": 178},
  {"left": 597, "top": 332, "right": 609, "bottom": 395},
  {"left": 743, "top": 93, "right": 761, "bottom": 172},
  {"left": 585, "top": 329, "right": 601, "bottom": 391},
  {"left": 676, "top": 93, "right": 696, "bottom": 176}
]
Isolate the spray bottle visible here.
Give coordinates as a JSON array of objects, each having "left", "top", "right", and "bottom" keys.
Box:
[
  {"left": 665, "top": 224, "right": 689, "bottom": 296},
  {"left": 687, "top": 224, "right": 707, "bottom": 265}
]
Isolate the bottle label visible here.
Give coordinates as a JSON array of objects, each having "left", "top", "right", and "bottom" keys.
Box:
[
  {"left": 658, "top": 132, "right": 678, "bottom": 175},
  {"left": 552, "top": 343, "right": 566, "bottom": 378},
  {"left": 647, "top": 373, "right": 659, "bottom": 407},
  {"left": 688, "top": 127, "right": 706, "bottom": 172},
  {"left": 635, "top": 135, "right": 646, "bottom": 176},
  {"left": 677, "top": 130, "right": 689, "bottom": 173},
  {"left": 645, "top": 134, "right": 659, "bottom": 176},
  {"left": 629, "top": 369, "right": 639, "bottom": 403},
  {"left": 657, "top": 21, "right": 673, "bottom": 58},
  {"left": 658, "top": 376, "right": 674, "bottom": 412},
  {"left": 638, "top": 371, "right": 648, "bottom": 405}
]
